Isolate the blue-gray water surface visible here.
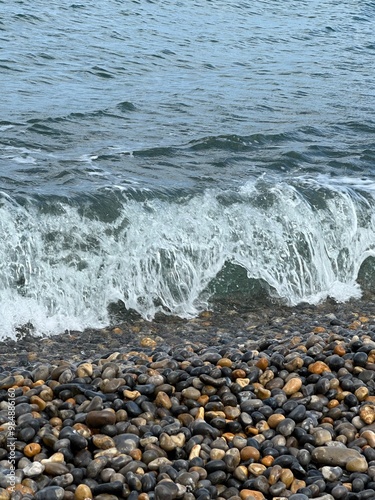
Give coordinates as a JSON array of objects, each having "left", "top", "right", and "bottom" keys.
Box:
[{"left": 1, "top": 0, "right": 375, "bottom": 339}]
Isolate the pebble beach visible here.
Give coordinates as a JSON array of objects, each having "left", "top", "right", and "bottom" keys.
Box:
[{"left": 2, "top": 298, "right": 375, "bottom": 500}]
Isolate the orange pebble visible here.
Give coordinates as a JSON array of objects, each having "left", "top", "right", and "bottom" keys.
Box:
[
  {"left": 217, "top": 358, "right": 232, "bottom": 368},
  {"left": 24, "top": 443, "right": 41, "bottom": 458},
  {"left": 308, "top": 361, "right": 330, "bottom": 374},
  {"left": 240, "top": 490, "right": 265, "bottom": 500},
  {"left": 261, "top": 455, "right": 274, "bottom": 466},
  {"left": 30, "top": 395, "right": 46, "bottom": 411},
  {"left": 334, "top": 344, "right": 346, "bottom": 356},
  {"left": 240, "top": 446, "right": 260, "bottom": 461},
  {"left": 313, "top": 326, "right": 326, "bottom": 333},
  {"left": 256, "top": 357, "right": 268, "bottom": 370},
  {"left": 130, "top": 449, "right": 142, "bottom": 461},
  {"left": 232, "top": 369, "right": 247, "bottom": 379}
]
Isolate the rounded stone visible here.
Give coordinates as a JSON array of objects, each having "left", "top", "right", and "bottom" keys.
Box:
[
  {"left": 321, "top": 466, "right": 343, "bottom": 481},
  {"left": 276, "top": 418, "right": 295, "bottom": 436},
  {"left": 240, "top": 446, "right": 260, "bottom": 461},
  {"left": 283, "top": 377, "right": 303, "bottom": 395},
  {"left": 154, "top": 481, "right": 179, "bottom": 500},
  {"left": 74, "top": 484, "right": 93, "bottom": 499},
  {"left": 23, "top": 462, "right": 45, "bottom": 477},
  {"left": 86, "top": 410, "right": 116, "bottom": 427},
  {"left": 34, "top": 486, "right": 65, "bottom": 500}
]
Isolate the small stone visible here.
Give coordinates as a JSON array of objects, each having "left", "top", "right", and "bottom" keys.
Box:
[
  {"left": 76, "top": 363, "right": 93, "bottom": 378},
  {"left": 240, "top": 446, "right": 260, "bottom": 461},
  {"left": 148, "top": 457, "right": 172, "bottom": 470},
  {"left": 321, "top": 466, "right": 343, "bottom": 481},
  {"left": 234, "top": 465, "right": 249, "bottom": 481},
  {"left": 283, "top": 377, "right": 302, "bottom": 395},
  {"left": 276, "top": 418, "right": 295, "bottom": 436},
  {"left": 155, "top": 391, "right": 173, "bottom": 409},
  {"left": 308, "top": 361, "right": 330, "bottom": 374},
  {"left": 217, "top": 358, "right": 232, "bottom": 367},
  {"left": 269, "top": 465, "right": 283, "bottom": 485},
  {"left": 74, "top": 484, "right": 93, "bottom": 500},
  {"left": 99, "top": 378, "right": 125, "bottom": 393},
  {"left": 182, "top": 387, "right": 201, "bottom": 400},
  {"left": 140, "top": 337, "right": 157, "bottom": 348},
  {"left": 24, "top": 443, "right": 42, "bottom": 457},
  {"left": 34, "top": 486, "right": 65, "bottom": 500},
  {"left": 360, "top": 404, "right": 375, "bottom": 424},
  {"left": 268, "top": 414, "right": 285, "bottom": 428},
  {"left": 239, "top": 490, "right": 265, "bottom": 500},
  {"left": 43, "top": 462, "right": 70, "bottom": 476},
  {"left": 154, "top": 481, "right": 179, "bottom": 500},
  {"left": 280, "top": 468, "right": 294, "bottom": 487},
  {"left": 30, "top": 395, "right": 47, "bottom": 411},
  {"left": 355, "top": 386, "right": 369, "bottom": 402},
  {"left": 23, "top": 462, "right": 45, "bottom": 477},
  {"left": 92, "top": 434, "right": 115, "bottom": 450},
  {"left": 86, "top": 410, "right": 116, "bottom": 427},
  {"left": 225, "top": 448, "right": 241, "bottom": 471},
  {"left": 87, "top": 456, "right": 108, "bottom": 478},
  {"left": 346, "top": 456, "right": 368, "bottom": 472},
  {"left": 313, "top": 429, "right": 332, "bottom": 446},
  {"left": 159, "top": 433, "right": 185, "bottom": 451},
  {"left": 248, "top": 463, "right": 266, "bottom": 475},
  {"left": 361, "top": 429, "right": 375, "bottom": 446}
]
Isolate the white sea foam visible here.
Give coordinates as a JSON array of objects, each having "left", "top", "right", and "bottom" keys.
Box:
[{"left": 0, "top": 175, "right": 374, "bottom": 340}]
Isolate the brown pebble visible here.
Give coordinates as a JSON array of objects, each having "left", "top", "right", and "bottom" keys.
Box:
[
  {"left": 92, "top": 434, "right": 115, "bottom": 450},
  {"left": 252, "top": 383, "right": 271, "bottom": 399},
  {"left": 86, "top": 409, "right": 116, "bottom": 428},
  {"left": 217, "top": 358, "right": 232, "bottom": 368},
  {"left": 240, "top": 490, "right": 265, "bottom": 500},
  {"left": 308, "top": 361, "right": 331, "bottom": 374},
  {"left": 155, "top": 391, "right": 172, "bottom": 409},
  {"left": 268, "top": 414, "right": 285, "bottom": 428},
  {"left": 232, "top": 369, "right": 247, "bottom": 379},
  {"left": 24, "top": 443, "right": 41, "bottom": 458},
  {"left": 73, "top": 423, "right": 92, "bottom": 438},
  {"left": 74, "top": 484, "right": 93, "bottom": 499},
  {"left": 236, "top": 378, "right": 250, "bottom": 388},
  {"left": 123, "top": 389, "right": 141, "bottom": 400},
  {"left": 261, "top": 455, "right": 274, "bottom": 467},
  {"left": 283, "top": 377, "right": 303, "bottom": 395},
  {"left": 334, "top": 344, "right": 346, "bottom": 356},
  {"left": 234, "top": 465, "right": 248, "bottom": 481},
  {"left": 361, "top": 430, "right": 375, "bottom": 447},
  {"left": 240, "top": 446, "right": 260, "bottom": 461},
  {"left": 76, "top": 362, "right": 93, "bottom": 378},
  {"left": 140, "top": 337, "right": 157, "bottom": 348},
  {"left": 255, "top": 358, "right": 268, "bottom": 370},
  {"left": 291, "top": 479, "right": 306, "bottom": 492},
  {"left": 269, "top": 464, "right": 283, "bottom": 485},
  {"left": 280, "top": 468, "right": 294, "bottom": 487},
  {"left": 130, "top": 449, "right": 142, "bottom": 461},
  {"left": 355, "top": 386, "right": 369, "bottom": 401},
  {"left": 360, "top": 404, "right": 375, "bottom": 424},
  {"left": 313, "top": 326, "right": 326, "bottom": 333},
  {"left": 30, "top": 396, "right": 47, "bottom": 411}
]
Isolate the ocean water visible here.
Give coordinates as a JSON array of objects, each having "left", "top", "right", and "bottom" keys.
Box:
[{"left": 1, "top": 0, "right": 375, "bottom": 339}]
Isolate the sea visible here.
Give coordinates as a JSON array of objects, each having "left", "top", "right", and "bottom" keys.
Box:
[{"left": 1, "top": 0, "right": 375, "bottom": 340}]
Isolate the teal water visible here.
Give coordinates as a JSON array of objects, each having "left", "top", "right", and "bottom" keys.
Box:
[{"left": 0, "top": 0, "right": 375, "bottom": 338}]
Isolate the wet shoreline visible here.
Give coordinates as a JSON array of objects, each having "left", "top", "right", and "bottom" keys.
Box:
[{"left": 1, "top": 296, "right": 375, "bottom": 371}]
